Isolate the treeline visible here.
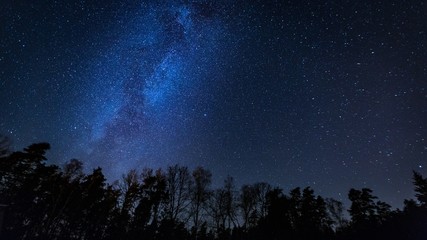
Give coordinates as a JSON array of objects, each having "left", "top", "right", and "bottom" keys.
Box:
[{"left": 0, "top": 142, "right": 427, "bottom": 240}]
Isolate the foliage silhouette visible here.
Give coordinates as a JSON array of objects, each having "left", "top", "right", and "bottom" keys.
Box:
[{"left": 0, "top": 142, "right": 426, "bottom": 240}]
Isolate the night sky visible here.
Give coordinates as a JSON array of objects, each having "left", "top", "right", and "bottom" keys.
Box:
[{"left": 1, "top": 0, "right": 426, "bottom": 207}]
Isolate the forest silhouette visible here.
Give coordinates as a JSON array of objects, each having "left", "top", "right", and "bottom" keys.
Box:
[{"left": 0, "top": 137, "right": 426, "bottom": 240}]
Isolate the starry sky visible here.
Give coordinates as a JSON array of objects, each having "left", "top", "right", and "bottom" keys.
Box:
[{"left": 1, "top": 0, "right": 426, "bottom": 207}]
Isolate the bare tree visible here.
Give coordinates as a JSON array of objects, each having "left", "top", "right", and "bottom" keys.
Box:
[
  {"left": 190, "top": 167, "right": 212, "bottom": 238},
  {"left": 207, "top": 188, "right": 227, "bottom": 232},
  {"left": 240, "top": 184, "right": 258, "bottom": 229},
  {"left": 207, "top": 176, "right": 238, "bottom": 234},
  {"left": 164, "top": 165, "right": 193, "bottom": 223},
  {"left": 239, "top": 182, "right": 271, "bottom": 229},
  {"left": 253, "top": 182, "right": 271, "bottom": 219},
  {"left": 223, "top": 176, "right": 238, "bottom": 229}
]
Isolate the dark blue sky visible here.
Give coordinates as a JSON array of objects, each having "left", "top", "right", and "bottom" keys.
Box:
[{"left": 1, "top": 0, "right": 426, "bottom": 207}]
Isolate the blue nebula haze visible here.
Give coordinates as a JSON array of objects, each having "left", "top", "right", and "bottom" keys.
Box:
[{"left": 72, "top": 2, "right": 231, "bottom": 177}]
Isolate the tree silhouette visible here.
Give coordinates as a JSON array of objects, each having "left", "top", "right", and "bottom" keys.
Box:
[
  {"left": 253, "top": 182, "right": 271, "bottom": 220},
  {"left": 107, "top": 169, "right": 140, "bottom": 239},
  {"left": 240, "top": 184, "right": 258, "bottom": 229},
  {"left": 222, "top": 176, "right": 238, "bottom": 230},
  {"left": 63, "top": 159, "right": 84, "bottom": 180},
  {"left": 259, "top": 188, "right": 293, "bottom": 239},
  {"left": 208, "top": 187, "right": 228, "bottom": 234},
  {"left": 326, "top": 198, "right": 348, "bottom": 231},
  {"left": 296, "top": 187, "right": 332, "bottom": 239},
  {"left": 164, "top": 165, "right": 192, "bottom": 223},
  {"left": 190, "top": 167, "right": 212, "bottom": 239},
  {"left": 0, "top": 142, "right": 56, "bottom": 239},
  {"left": 413, "top": 171, "right": 427, "bottom": 206},
  {"left": 1, "top": 141, "right": 427, "bottom": 240},
  {"left": 129, "top": 168, "right": 167, "bottom": 239},
  {"left": 348, "top": 188, "right": 378, "bottom": 226},
  {"left": 346, "top": 188, "right": 393, "bottom": 240}
]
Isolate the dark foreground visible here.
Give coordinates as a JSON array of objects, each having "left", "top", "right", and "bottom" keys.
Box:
[{"left": 1, "top": 141, "right": 426, "bottom": 240}]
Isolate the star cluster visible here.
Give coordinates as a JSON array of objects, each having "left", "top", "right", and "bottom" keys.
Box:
[{"left": 1, "top": 0, "right": 426, "bottom": 207}]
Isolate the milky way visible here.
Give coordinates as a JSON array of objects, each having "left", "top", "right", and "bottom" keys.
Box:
[
  {"left": 1, "top": 1, "right": 426, "bottom": 208},
  {"left": 75, "top": 2, "right": 231, "bottom": 177}
]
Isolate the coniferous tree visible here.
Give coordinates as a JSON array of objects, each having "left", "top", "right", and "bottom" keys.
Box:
[
  {"left": 413, "top": 171, "right": 427, "bottom": 206},
  {"left": 348, "top": 188, "right": 378, "bottom": 226}
]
